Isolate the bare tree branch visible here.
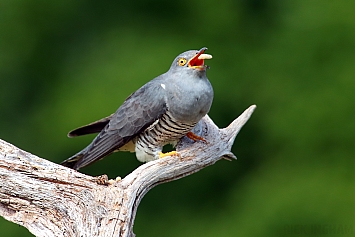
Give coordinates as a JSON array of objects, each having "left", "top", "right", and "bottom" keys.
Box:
[{"left": 0, "top": 105, "right": 256, "bottom": 237}]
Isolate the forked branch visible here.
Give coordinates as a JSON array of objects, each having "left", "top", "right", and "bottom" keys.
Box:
[{"left": 0, "top": 105, "right": 256, "bottom": 237}]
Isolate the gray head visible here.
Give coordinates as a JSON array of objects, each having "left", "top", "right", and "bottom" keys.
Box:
[{"left": 168, "top": 47, "right": 212, "bottom": 76}]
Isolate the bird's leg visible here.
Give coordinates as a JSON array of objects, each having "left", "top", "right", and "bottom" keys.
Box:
[
  {"left": 186, "top": 131, "right": 207, "bottom": 143},
  {"left": 159, "top": 151, "right": 180, "bottom": 159}
]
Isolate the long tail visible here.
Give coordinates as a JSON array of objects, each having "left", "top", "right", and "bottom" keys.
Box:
[{"left": 60, "top": 148, "right": 88, "bottom": 170}]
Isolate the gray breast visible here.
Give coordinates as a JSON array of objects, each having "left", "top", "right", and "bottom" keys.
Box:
[{"left": 164, "top": 75, "right": 213, "bottom": 123}]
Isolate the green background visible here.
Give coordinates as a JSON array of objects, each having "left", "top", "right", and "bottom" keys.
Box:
[{"left": 1, "top": 0, "right": 354, "bottom": 236}]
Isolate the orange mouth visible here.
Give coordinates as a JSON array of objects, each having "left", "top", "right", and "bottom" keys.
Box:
[{"left": 188, "top": 47, "right": 212, "bottom": 70}]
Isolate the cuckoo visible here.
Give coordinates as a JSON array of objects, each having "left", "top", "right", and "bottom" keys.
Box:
[{"left": 61, "top": 47, "right": 214, "bottom": 170}]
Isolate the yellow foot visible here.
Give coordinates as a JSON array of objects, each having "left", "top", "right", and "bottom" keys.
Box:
[
  {"left": 159, "top": 151, "right": 180, "bottom": 159},
  {"left": 186, "top": 131, "right": 207, "bottom": 143}
]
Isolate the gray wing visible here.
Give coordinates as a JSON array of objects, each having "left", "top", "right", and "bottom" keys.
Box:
[
  {"left": 61, "top": 80, "right": 167, "bottom": 170},
  {"left": 67, "top": 114, "right": 114, "bottom": 137}
]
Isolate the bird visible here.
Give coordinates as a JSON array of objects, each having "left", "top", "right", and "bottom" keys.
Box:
[{"left": 61, "top": 47, "right": 214, "bottom": 170}]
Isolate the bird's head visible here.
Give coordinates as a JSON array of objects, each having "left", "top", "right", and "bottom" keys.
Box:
[{"left": 169, "top": 47, "right": 212, "bottom": 73}]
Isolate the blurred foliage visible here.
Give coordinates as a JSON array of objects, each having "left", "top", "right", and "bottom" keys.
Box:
[{"left": 1, "top": 0, "right": 354, "bottom": 236}]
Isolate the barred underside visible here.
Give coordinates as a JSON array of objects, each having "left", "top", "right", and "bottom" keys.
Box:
[{"left": 135, "top": 111, "right": 196, "bottom": 162}]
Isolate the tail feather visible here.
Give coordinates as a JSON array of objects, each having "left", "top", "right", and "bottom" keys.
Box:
[{"left": 60, "top": 152, "right": 85, "bottom": 170}]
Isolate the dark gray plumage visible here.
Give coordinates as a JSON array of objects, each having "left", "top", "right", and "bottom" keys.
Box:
[{"left": 61, "top": 47, "right": 213, "bottom": 170}]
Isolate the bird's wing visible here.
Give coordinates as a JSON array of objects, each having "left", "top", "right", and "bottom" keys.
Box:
[
  {"left": 67, "top": 114, "right": 114, "bottom": 137},
  {"left": 61, "top": 79, "right": 167, "bottom": 170}
]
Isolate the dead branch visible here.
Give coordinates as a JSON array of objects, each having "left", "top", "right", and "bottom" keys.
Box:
[{"left": 0, "top": 105, "right": 256, "bottom": 237}]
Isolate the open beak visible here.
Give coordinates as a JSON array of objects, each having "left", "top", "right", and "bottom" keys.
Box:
[{"left": 188, "top": 47, "right": 212, "bottom": 70}]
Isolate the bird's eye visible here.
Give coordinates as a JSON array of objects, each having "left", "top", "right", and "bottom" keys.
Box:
[{"left": 178, "top": 58, "right": 187, "bottom": 66}]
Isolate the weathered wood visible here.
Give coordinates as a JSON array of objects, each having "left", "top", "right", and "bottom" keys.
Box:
[{"left": 0, "top": 105, "right": 256, "bottom": 237}]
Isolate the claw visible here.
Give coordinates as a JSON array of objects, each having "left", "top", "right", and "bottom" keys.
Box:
[
  {"left": 186, "top": 132, "right": 207, "bottom": 143},
  {"left": 159, "top": 151, "right": 180, "bottom": 159}
]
